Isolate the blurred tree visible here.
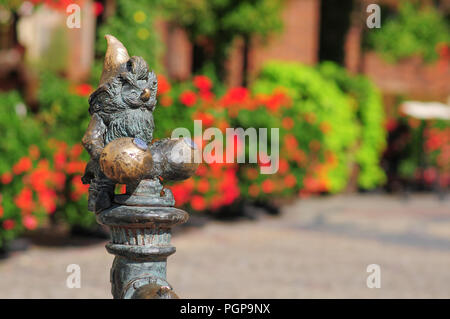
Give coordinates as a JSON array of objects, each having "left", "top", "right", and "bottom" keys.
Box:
[
  {"left": 161, "top": 0, "right": 284, "bottom": 81},
  {"left": 368, "top": 1, "right": 450, "bottom": 63},
  {"left": 94, "top": 0, "right": 163, "bottom": 81}
]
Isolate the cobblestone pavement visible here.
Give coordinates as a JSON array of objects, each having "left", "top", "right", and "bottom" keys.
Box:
[{"left": 0, "top": 194, "right": 449, "bottom": 298}]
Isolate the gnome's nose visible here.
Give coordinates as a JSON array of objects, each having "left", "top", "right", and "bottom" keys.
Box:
[{"left": 140, "top": 88, "right": 151, "bottom": 102}]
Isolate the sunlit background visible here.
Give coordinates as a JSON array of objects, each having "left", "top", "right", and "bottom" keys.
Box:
[{"left": 0, "top": 0, "right": 449, "bottom": 298}]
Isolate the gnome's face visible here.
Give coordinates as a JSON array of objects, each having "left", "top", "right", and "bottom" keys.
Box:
[
  {"left": 119, "top": 56, "right": 157, "bottom": 111},
  {"left": 92, "top": 35, "right": 158, "bottom": 114}
]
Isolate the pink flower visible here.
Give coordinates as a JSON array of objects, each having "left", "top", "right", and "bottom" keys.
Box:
[{"left": 23, "top": 215, "right": 38, "bottom": 230}]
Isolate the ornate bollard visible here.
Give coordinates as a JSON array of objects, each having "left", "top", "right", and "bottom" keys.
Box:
[
  {"left": 97, "top": 178, "right": 187, "bottom": 299},
  {"left": 81, "top": 35, "right": 199, "bottom": 298}
]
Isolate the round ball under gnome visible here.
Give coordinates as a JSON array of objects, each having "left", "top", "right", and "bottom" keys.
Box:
[{"left": 100, "top": 137, "right": 153, "bottom": 184}]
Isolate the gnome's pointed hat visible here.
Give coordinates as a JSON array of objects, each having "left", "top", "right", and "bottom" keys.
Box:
[{"left": 99, "top": 35, "right": 130, "bottom": 86}]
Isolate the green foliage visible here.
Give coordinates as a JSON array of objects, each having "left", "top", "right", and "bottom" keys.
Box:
[
  {"left": 95, "top": 0, "right": 163, "bottom": 75},
  {"left": 252, "top": 61, "right": 360, "bottom": 193},
  {"left": 161, "top": 0, "right": 284, "bottom": 78},
  {"left": 162, "top": 0, "right": 283, "bottom": 38},
  {"left": 318, "top": 62, "right": 386, "bottom": 189},
  {"left": 368, "top": 2, "right": 450, "bottom": 63},
  {"left": 0, "top": 91, "right": 44, "bottom": 248},
  {"left": 37, "top": 72, "right": 91, "bottom": 145},
  {"left": 0, "top": 91, "right": 45, "bottom": 174}
]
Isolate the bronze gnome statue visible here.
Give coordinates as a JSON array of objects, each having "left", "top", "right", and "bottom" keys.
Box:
[
  {"left": 82, "top": 34, "right": 198, "bottom": 212},
  {"left": 81, "top": 35, "right": 199, "bottom": 299}
]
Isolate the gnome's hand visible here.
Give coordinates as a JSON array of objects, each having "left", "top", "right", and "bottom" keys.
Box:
[{"left": 82, "top": 113, "right": 107, "bottom": 161}]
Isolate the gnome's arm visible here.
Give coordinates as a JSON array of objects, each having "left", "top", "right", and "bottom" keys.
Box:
[{"left": 82, "top": 113, "right": 107, "bottom": 161}]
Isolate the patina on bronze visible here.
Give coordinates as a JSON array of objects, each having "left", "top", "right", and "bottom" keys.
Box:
[{"left": 81, "top": 35, "right": 199, "bottom": 299}]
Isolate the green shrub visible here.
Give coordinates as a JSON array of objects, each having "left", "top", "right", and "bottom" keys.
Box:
[
  {"left": 318, "top": 62, "right": 386, "bottom": 189},
  {"left": 251, "top": 61, "right": 360, "bottom": 194},
  {"left": 0, "top": 91, "right": 46, "bottom": 173},
  {"left": 161, "top": 0, "right": 284, "bottom": 79},
  {"left": 95, "top": 0, "right": 163, "bottom": 75},
  {"left": 0, "top": 91, "right": 44, "bottom": 248}
]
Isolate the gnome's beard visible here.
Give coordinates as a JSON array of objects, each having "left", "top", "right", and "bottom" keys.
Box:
[{"left": 105, "top": 108, "right": 154, "bottom": 145}]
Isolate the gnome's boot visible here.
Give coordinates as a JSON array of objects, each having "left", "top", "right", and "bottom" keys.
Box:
[
  {"left": 87, "top": 182, "right": 99, "bottom": 212},
  {"left": 88, "top": 177, "right": 115, "bottom": 213}
]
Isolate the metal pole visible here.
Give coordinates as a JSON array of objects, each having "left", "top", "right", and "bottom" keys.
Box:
[{"left": 97, "top": 178, "right": 187, "bottom": 299}]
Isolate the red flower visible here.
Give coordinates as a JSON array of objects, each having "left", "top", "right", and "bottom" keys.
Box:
[
  {"left": 38, "top": 189, "right": 57, "bottom": 214},
  {"left": 245, "top": 168, "right": 259, "bottom": 180},
  {"left": 284, "top": 174, "right": 296, "bottom": 188},
  {"left": 193, "top": 75, "right": 212, "bottom": 92},
  {"left": 65, "top": 161, "right": 86, "bottom": 174},
  {"left": 284, "top": 134, "right": 298, "bottom": 149},
  {"left": 170, "top": 181, "right": 193, "bottom": 206},
  {"left": 2, "top": 219, "right": 15, "bottom": 230},
  {"left": 221, "top": 87, "right": 249, "bottom": 106},
  {"left": 179, "top": 90, "right": 197, "bottom": 107},
  {"left": 191, "top": 195, "right": 206, "bottom": 211},
  {"left": 319, "top": 122, "right": 331, "bottom": 134},
  {"left": 423, "top": 168, "right": 437, "bottom": 184},
  {"left": 28, "top": 145, "right": 40, "bottom": 160},
  {"left": 218, "top": 167, "right": 240, "bottom": 204},
  {"left": 309, "top": 140, "right": 321, "bottom": 152},
  {"left": 75, "top": 83, "right": 93, "bottom": 97},
  {"left": 54, "top": 150, "right": 67, "bottom": 170},
  {"left": 278, "top": 159, "right": 289, "bottom": 174},
  {"left": 199, "top": 91, "right": 214, "bottom": 102},
  {"left": 23, "top": 215, "right": 38, "bottom": 230},
  {"left": 14, "top": 188, "right": 35, "bottom": 214},
  {"left": 13, "top": 157, "right": 32, "bottom": 175},
  {"left": 159, "top": 95, "right": 173, "bottom": 107},
  {"left": 261, "top": 179, "right": 275, "bottom": 193},
  {"left": 425, "top": 130, "right": 444, "bottom": 152},
  {"left": 248, "top": 184, "right": 259, "bottom": 197},
  {"left": 52, "top": 172, "right": 66, "bottom": 190},
  {"left": 196, "top": 179, "right": 210, "bottom": 193},
  {"left": 71, "top": 176, "right": 89, "bottom": 200},
  {"left": 265, "top": 91, "right": 288, "bottom": 112},
  {"left": 282, "top": 117, "right": 294, "bottom": 130},
  {"left": 385, "top": 118, "right": 398, "bottom": 132},
  {"left": 69, "top": 144, "right": 84, "bottom": 159},
  {"left": 157, "top": 74, "right": 171, "bottom": 95},
  {"left": 304, "top": 113, "right": 316, "bottom": 124},
  {"left": 192, "top": 111, "right": 215, "bottom": 127},
  {"left": 93, "top": 1, "right": 104, "bottom": 16},
  {"left": 30, "top": 167, "right": 52, "bottom": 192},
  {"left": 196, "top": 164, "right": 207, "bottom": 176},
  {"left": 303, "top": 176, "right": 320, "bottom": 192},
  {"left": 1, "top": 172, "right": 13, "bottom": 185},
  {"left": 0, "top": 206, "right": 3, "bottom": 218}
]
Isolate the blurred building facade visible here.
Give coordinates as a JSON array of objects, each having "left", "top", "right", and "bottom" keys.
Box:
[
  {"left": 159, "top": 0, "right": 449, "bottom": 101},
  {"left": 1, "top": 0, "right": 448, "bottom": 102}
]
